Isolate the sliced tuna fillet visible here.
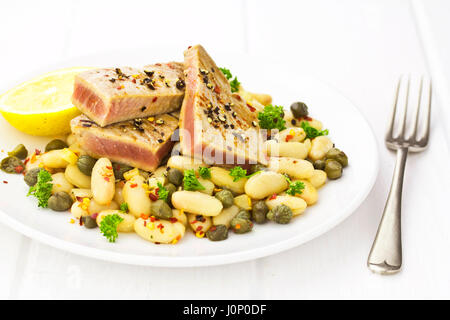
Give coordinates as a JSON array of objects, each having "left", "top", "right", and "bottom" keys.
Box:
[
  {"left": 71, "top": 114, "right": 178, "bottom": 172},
  {"left": 72, "top": 62, "right": 185, "bottom": 127},
  {"left": 179, "top": 45, "right": 267, "bottom": 165}
]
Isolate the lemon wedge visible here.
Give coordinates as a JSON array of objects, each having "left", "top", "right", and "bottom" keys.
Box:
[{"left": 0, "top": 67, "right": 92, "bottom": 136}]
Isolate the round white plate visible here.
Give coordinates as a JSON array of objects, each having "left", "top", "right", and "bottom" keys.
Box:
[{"left": 0, "top": 49, "right": 378, "bottom": 267}]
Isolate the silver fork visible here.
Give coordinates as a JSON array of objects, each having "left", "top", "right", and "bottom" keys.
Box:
[{"left": 367, "top": 76, "right": 432, "bottom": 274}]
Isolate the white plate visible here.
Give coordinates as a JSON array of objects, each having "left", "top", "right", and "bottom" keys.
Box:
[{"left": 0, "top": 49, "right": 378, "bottom": 267}]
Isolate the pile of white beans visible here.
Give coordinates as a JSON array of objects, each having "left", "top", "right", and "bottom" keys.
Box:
[{"left": 23, "top": 116, "right": 334, "bottom": 245}]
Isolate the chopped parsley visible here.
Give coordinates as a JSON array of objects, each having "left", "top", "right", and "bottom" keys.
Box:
[
  {"left": 257, "top": 105, "right": 286, "bottom": 131},
  {"left": 229, "top": 166, "right": 248, "bottom": 182},
  {"left": 219, "top": 67, "right": 240, "bottom": 93},
  {"left": 119, "top": 202, "right": 129, "bottom": 213},
  {"left": 157, "top": 182, "right": 169, "bottom": 201},
  {"left": 301, "top": 121, "right": 329, "bottom": 139},
  {"left": 183, "top": 169, "right": 205, "bottom": 191},
  {"left": 27, "top": 169, "right": 53, "bottom": 208},
  {"left": 198, "top": 166, "right": 211, "bottom": 179},
  {"left": 100, "top": 214, "right": 123, "bottom": 243},
  {"left": 284, "top": 175, "right": 305, "bottom": 196}
]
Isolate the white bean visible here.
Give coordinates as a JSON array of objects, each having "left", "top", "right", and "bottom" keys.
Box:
[
  {"left": 198, "top": 177, "right": 215, "bottom": 195},
  {"left": 244, "top": 171, "right": 288, "bottom": 199},
  {"left": 171, "top": 191, "right": 223, "bottom": 216},
  {"left": 65, "top": 164, "right": 91, "bottom": 188},
  {"left": 268, "top": 157, "right": 314, "bottom": 179},
  {"left": 167, "top": 155, "right": 207, "bottom": 172},
  {"left": 308, "top": 170, "right": 327, "bottom": 189},
  {"left": 91, "top": 158, "right": 115, "bottom": 205},
  {"left": 41, "top": 150, "right": 69, "bottom": 168},
  {"left": 213, "top": 205, "right": 239, "bottom": 228},
  {"left": 152, "top": 166, "right": 167, "bottom": 178},
  {"left": 308, "top": 136, "right": 333, "bottom": 161},
  {"left": 233, "top": 194, "right": 252, "bottom": 210},
  {"left": 96, "top": 210, "right": 135, "bottom": 233},
  {"left": 70, "top": 188, "right": 93, "bottom": 201},
  {"left": 277, "top": 127, "right": 306, "bottom": 143},
  {"left": 70, "top": 199, "right": 90, "bottom": 218},
  {"left": 114, "top": 181, "right": 125, "bottom": 205},
  {"left": 265, "top": 140, "right": 308, "bottom": 159},
  {"left": 89, "top": 199, "right": 118, "bottom": 215},
  {"left": 265, "top": 195, "right": 307, "bottom": 216},
  {"left": 122, "top": 175, "right": 151, "bottom": 218},
  {"left": 210, "top": 167, "right": 247, "bottom": 194},
  {"left": 187, "top": 213, "right": 212, "bottom": 234},
  {"left": 66, "top": 133, "right": 77, "bottom": 146},
  {"left": 68, "top": 142, "right": 88, "bottom": 156},
  {"left": 295, "top": 180, "right": 318, "bottom": 205},
  {"left": 172, "top": 209, "right": 187, "bottom": 226},
  {"left": 51, "top": 172, "right": 74, "bottom": 194},
  {"left": 134, "top": 218, "right": 185, "bottom": 244}
]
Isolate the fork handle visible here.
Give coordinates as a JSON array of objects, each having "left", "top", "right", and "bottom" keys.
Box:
[{"left": 367, "top": 147, "right": 408, "bottom": 274}]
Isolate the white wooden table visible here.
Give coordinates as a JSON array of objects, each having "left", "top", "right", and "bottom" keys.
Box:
[{"left": 0, "top": 0, "right": 449, "bottom": 299}]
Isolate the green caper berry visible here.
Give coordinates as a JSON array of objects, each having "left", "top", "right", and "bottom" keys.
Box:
[
  {"left": 290, "top": 102, "right": 309, "bottom": 118},
  {"left": 206, "top": 225, "right": 228, "bottom": 241},
  {"left": 112, "top": 162, "right": 134, "bottom": 180},
  {"left": 48, "top": 192, "right": 73, "bottom": 211},
  {"left": 252, "top": 201, "right": 268, "bottom": 224},
  {"left": 313, "top": 159, "right": 326, "bottom": 170},
  {"left": 151, "top": 200, "right": 173, "bottom": 219},
  {"left": 236, "top": 209, "right": 251, "bottom": 220},
  {"left": 1, "top": 156, "right": 24, "bottom": 174},
  {"left": 267, "top": 204, "right": 292, "bottom": 224},
  {"left": 8, "top": 144, "right": 28, "bottom": 159},
  {"left": 164, "top": 183, "right": 177, "bottom": 204},
  {"left": 230, "top": 217, "right": 253, "bottom": 234},
  {"left": 82, "top": 216, "right": 98, "bottom": 229},
  {"left": 325, "top": 148, "right": 348, "bottom": 167},
  {"left": 24, "top": 167, "right": 44, "bottom": 186},
  {"left": 215, "top": 189, "right": 234, "bottom": 208},
  {"left": 77, "top": 155, "right": 97, "bottom": 176},
  {"left": 167, "top": 168, "right": 183, "bottom": 186},
  {"left": 324, "top": 159, "right": 342, "bottom": 180},
  {"left": 45, "top": 139, "right": 68, "bottom": 152}
]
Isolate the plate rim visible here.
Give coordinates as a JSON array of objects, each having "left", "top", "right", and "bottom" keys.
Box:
[{"left": 0, "top": 52, "right": 379, "bottom": 267}]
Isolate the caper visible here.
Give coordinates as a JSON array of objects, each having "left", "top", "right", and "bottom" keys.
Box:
[
  {"left": 236, "top": 209, "right": 251, "bottom": 220},
  {"left": 324, "top": 159, "right": 342, "bottom": 180},
  {"left": 267, "top": 204, "right": 292, "bottom": 224},
  {"left": 252, "top": 201, "right": 268, "bottom": 224},
  {"left": 167, "top": 168, "right": 183, "bottom": 186},
  {"left": 77, "top": 155, "right": 97, "bottom": 176},
  {"left": 249, "top": 164, "right": 268, "bottom": 175},
  {"left": 82, "top": 216, "right": 98, "bottom": 229},
  {"left": 164, "top": 183, "right": 177, "bottom": 204},
  {"left": 290, "top": 101, "right": 309, "bottom": 118},
  {"left": 151, "top": 200, "right": 173, "bottom": 219},
  {"left": 1, "top": 156, "right": 24, "bottom": 174},
  {"left": 326, "top": 148, "right": 348, "bottom": 167},
  {"left": 8, "top": 144, "right": 28, "bottom": 159},
  {"left": 206, "top": 225, "right": 228, "bottom": 241},
  {"left": 112, "top": 162, "right": 134, "bottom": 180},
  {"left": 45, "top": 139, "right": 68, "bottom": 152},
  {"left": 313, "top": 159, "right": 326, "bottom": 170},
  {"left": 230, "top": 217, "right": 253, "bottom": 234},
  {"left": 215, "top": 189, "right": 234, "bottom": 208},
  {"left": 48, "top": 192, "right": 73, "bottom": 211},
  {"left": 24, "top": 167, "right": 44, "bottom": 186}
]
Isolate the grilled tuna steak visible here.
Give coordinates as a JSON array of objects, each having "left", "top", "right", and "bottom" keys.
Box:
[
  {"left": 72, "top": 62, "right": 185, "bottom": 127},
  {"left": 71, "top": 114, "right": 178, "bottom": 171},
  {"left": 179, "top": 45, "right": 267, "bottom": 165}
]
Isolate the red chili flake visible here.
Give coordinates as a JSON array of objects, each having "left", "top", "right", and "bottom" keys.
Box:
[
  {"left": 132, "top": 78, "right": 136, "bottom": 84},
  {"left": 140, "top": 214, "right": 149, "bottom": 220},
  {"left": 209, "top": 226, "right": 217, "bottom": 232},
  {"left": 79, "top": 218, "right": 83, "bottom": 226},
  {"left": 176, "top": 235, "right": 181, "bottom": 241},
  {"left": 14, "top": 165, "right": 24, "bottom": 174},
  {"left": 91, "top": 213, "right": 99, "bottom": 219},
  {"left": 149, "top": 193, "right": 158, "bottom": 201},
  {"left": 3, "top": 181, "right": 8, "bottom": 184},
  {"left": 195, "top": 226, "right": 203, "bottom": 232},
  {"left": 155, "top": 63, "right": 162, "bottom": 66},
  {"left": 190, "top": 220, "right": 198, "bottom": 224},
  {"left": 23, "top": 158, "right": 29, "bottom": 165},
  {"left": 144, "top": 221, "right": 147, "bottom": 227},
  {"left": 188, "top": 46, "right": 192, "bottom": 49},
  {"left": 247, "top": 104, "right": 256, "bottom": 112},
  {"left": 106, "top": 166, "right": 112, "bottom": 170},
  {"left": 285, "top": 135, "right": 294, "bottom": 142},
  {"left": 150, "top": 216, "right": 158, "bottom": 222},
  {"left": 157, "top": 223, "right": 164, "bottom": 230},
  {"left": 155, "top": 242, "right": 161, "bottom": 245},
  {"left": 104, "top": 177, "right": 110, "bottom": 182},
  {"left": 293, "top": 160, "right": 298, "bottom": 164},
  {"left": 152, "top": 97, "right": 158, "bottom": 103},
  {"left": 76, "top": 196, "right": 84, "bottom": 202},
  {"left": 269, "top": 194, "right": 277, "bottom": 200},
  {"left": 235, "top": 95, "right": 242, "bottom": 101},
  {"left": 117, "top": 86, "right": 122, "bottom": 90},
  {"left": 130, "top": 183, "right": 138, "bottom": 188},
  {"left": 169, "top": 217, "right": 178, "bottom": 223},
  {"left": 298, "top": 116, "right": 312, "bottom": 121},
  {"left": 34, "top": 149, "right": 41, "bottom": 155}
]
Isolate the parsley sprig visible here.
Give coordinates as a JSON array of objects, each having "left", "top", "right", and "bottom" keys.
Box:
[
  {"left": 198, "top": 167, "right": 211, "bottom": 179},
  {"left": 301, "top": 121, "right": 329, "bottom": 139},
  {"left": 284, "top": 175, "right": 305, "bottom": 196},
  {"left": 27, "top": 169, "right": 53, "bottom": 208},
  {"left": 157, "top": 182, "right": 169, "bottom": 201},
  {"left": 257, "top": 105, "right": 286, "bottom": 131},
  {"left": 119, "top": 202, "right": 129, "bottom": 213},
  {"left": 219, "top": 67, "right": 240, "bottom": 93},
  {"left": 183, "top": 169, "right": 205, "bottom": 191},
  {"left": 100, "top": 214, "right": 123, "bottom": 243},
  {"left": 229, "top": 167, "right": 262, "bottom": 182}
]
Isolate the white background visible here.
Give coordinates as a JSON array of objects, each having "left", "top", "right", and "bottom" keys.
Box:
[{"left": 0, "top": 0, "right": 449, "bottom": 299}]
